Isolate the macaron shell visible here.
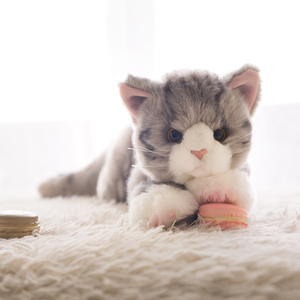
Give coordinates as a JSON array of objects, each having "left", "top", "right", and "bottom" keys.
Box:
[
  {"left": 199, "top": 203, "right": 247, "bottom": 219},
  {"left": 0, "top": 229, "right": 39, "bottom": 239},
  {"left": 0, "top": 210, "right": 40, "bottom": 239},
  {"left": 201, "top": 217, "right": 248, "bottom": 229}
]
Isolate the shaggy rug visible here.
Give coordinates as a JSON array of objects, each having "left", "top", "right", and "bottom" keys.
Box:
[{"left": 1, "top": 188, "right": 300, "bottom": 300}]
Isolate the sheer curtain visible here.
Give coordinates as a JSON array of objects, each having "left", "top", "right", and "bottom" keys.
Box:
[
  {"left": 0, "top": 0, "right": 155, "bottom": 193},
  {"left": 1, "top": 0, "right": 300, "bottom": 193}
]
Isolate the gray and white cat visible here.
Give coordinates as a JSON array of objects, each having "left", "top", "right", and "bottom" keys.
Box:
[{"left": 39, "top": 64, "right": 261, "bottom": 228}]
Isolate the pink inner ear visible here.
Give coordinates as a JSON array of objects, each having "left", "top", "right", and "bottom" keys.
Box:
[
  {"left": 119, "top": 83, "right": 150, "bottom": 119},
  {"left": 227, "top": 69, "right": 259, "bottom": 112}
]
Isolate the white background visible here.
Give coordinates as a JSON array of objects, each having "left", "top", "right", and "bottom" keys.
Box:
[
  {"left": 1, "top": 0, "right": 300, "bottom": 124},
  {"left": 0, "top": 0, "right": 299, "bottom": 193}
]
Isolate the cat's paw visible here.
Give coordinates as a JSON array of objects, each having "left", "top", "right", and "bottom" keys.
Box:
[
  {"left": 97, "top": 176, "right": 126, "bottom": 202},
  {"left": 128, "top": 184, "right": 199, "bottom": 228},
  {"left": 96, "top": 160, "right": 127, "bottom": 202},
  {"left": 149, "top": 211, "right": 177, "bottom": 228},
  {"left": 201, "top": 187, "right": 228, "bottom": 204},
  {"left": 186, "top": 170, "right": 254, "bottom": 211}
]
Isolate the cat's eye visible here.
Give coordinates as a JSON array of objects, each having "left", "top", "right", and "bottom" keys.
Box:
[
  {"left": 167, "top": 128, "right": 183, "bottom": 143},
  {"left": 213, "top": 128, "right": 226, "bottom": 143}
]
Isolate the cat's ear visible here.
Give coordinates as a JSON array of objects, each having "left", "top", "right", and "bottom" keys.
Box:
[
  {"left": 225, "top": 65, "right": 261, "bottom": 115},
  {"left": 119, "top": 75, "right": 153, "bottom": 120},
  {"left": 119, "top": 83, "right": 150, "bottom": 120}
]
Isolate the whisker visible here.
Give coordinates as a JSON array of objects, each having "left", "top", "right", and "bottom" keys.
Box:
[
  {"left": 128, "top": 147, "right": 168, "bottom": 156},
  {"left": 231, "top": 130, "right": 258, "bottom": 142},
  {"left": 138, "top": 146, "right": 168, "bottom": 154},
  {"left": 242, "top": 147, "right": 252, "bottom": 151},
  {"left": 128, "top": 147, "right": 153, "bottom": 153},
  {"left": 131, "top": 165, "right": 158, "bottom": 168},
  {"left": 234, "top": 146, "right": 252, "bottom": 154},
  {"left": 128, "top": 147, "right": 155, "bottom": 153}
]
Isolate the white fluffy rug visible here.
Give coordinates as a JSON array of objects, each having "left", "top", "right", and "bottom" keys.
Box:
[{"left": 1, "top": 189, "right": 300, "bottom": 300}]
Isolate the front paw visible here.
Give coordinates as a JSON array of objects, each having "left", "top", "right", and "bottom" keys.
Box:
[
  {"left": 149, "top": 210, "right": 177, "bottom": 228},
  {"left": 187, "top": 170, "right": 254, "bottom": 212},
  {"left": 201, "top": 187, "right": 229, "bottom": 204},
  {"left": 187, "top": 174, "right": 229, "bottom": 205},
  {"left": 128, "top": 185, "right": 199, "bottom": 228}
]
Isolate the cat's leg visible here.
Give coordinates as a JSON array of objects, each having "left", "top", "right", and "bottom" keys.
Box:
[
  {"left": 127, "top": 168, "right": 199, "bottom": 228},
  {"left": 96, "top": 126, "right": 133, "bottom": 203},
  {"left": 186, "top": 169, "right": 254, "bottom": 212},
  {"left": 39, "top": 154, "right": 105, "bottom": 198}
]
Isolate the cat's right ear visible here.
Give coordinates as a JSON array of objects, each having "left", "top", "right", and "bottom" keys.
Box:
[{"left": 119, "top": 83, "right": 150, "bottom": 120}]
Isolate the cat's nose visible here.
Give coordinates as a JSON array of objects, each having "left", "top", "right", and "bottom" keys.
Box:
[{"left": 191, "top": 149, "right": 207, "bottom": 160}]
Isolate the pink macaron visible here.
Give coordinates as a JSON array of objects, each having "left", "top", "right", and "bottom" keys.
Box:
[{"left": 198, "top": 203, "right": 248, "bottom": 229}]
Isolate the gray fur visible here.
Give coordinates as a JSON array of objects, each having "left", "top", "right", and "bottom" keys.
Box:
[
  {"left": 130, "top": 66, "right": 259, "bottom": 182},
  {"left": 39, "top": 65, "right": 260, "bottom": 210},
  {"left": 223, "top": 64, "right": 261, "bottom": 116},
  {"left": 97, "top": 125, "right": 133, "bottom": 202},
  {"left": 124, "top": 74, "right": 160, "bottom": 93}
]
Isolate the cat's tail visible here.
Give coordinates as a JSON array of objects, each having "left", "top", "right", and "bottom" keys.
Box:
[{"left": 38, "top": 153, "right": 106, "bottom": 198}]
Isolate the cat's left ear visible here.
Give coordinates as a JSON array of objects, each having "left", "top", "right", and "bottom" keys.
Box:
[
  {"left": 225, "top": 65, "right": 261, "bottom": 115},
  {"left": 119, "top": 75, "right": 153, "bottom": 120}
]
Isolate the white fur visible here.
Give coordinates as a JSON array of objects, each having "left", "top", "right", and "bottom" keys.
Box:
[
  {"left": 129, "top": 122, "right": 254, "bottom": 227},
  {"left": 128, "top": 184, "right": 199, "bottom": 228},
  {"left": 169, "top": 122, "right": 232, "bottom": 183}
]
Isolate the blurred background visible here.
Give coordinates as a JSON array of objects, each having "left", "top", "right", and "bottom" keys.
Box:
[{"left": 0, "top": 0, "right": 299, "bottom": 194}]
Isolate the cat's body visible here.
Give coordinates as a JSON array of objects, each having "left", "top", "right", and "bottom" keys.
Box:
[{"left": 39, "top": 65, "right": 260, "bottom": 228}]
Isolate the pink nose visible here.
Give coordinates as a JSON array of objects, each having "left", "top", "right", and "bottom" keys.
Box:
[{"left": 191, "top": 149, "right": 207, "bottom": 160}]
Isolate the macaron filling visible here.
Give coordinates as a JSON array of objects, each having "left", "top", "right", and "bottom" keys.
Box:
[
  {"left": 198, "top": 203, "right": 248, "bottom": 229},
  {"left": 201, "top": 215, "right": 247, "bottom": 223}
]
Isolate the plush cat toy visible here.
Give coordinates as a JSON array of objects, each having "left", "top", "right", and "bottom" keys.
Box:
[{"left": 39, "top": 65, "right": 260, "bottom": 228}]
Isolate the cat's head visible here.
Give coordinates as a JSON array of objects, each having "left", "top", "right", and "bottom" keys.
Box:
[{"left": 119, "top": 65, "right": 260, "bottom": 184}]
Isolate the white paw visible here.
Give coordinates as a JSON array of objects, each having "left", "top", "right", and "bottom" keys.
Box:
[
  {"left": 186, "top": 170, "right": 254, "bottom": 212},
  {"left": 128, "top": 184, "right": 199, "bottom": 228}
]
